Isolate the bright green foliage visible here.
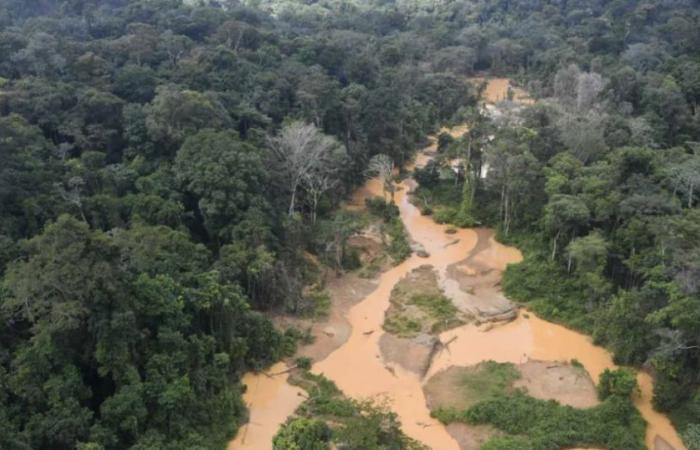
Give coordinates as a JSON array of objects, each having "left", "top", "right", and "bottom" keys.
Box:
[
  {"left": 386, "top": 217, "right": 412, "bottom": 263},
  {"left": 430, "top": 362, "right": 645, "bottom": 450},
  {"left": 408, "top": 293, "right": 464, "bottom": 334},
  {"left": 288, "top": 372, "right": 427, "bottom": 450},
  {"left": 0, "top": 215, "right": 288, "bottom": 449},
  {"left": 383, "top": 315, "right": 422, "bottom": 336},
  {"left": 435, "top": 392, "right": 646, "bottom": 450},
  {"left": 431, "top": 362, "right": 521, "bottom": 411},
  {"left": 494, "top": 141, "right": 700, "bottom": 431},
  {"left": 598, "top": 368, "right": 640, "bottom": 400},
  {"left": 2, "top": 0, "right": 700, "bottom": 446},
  {"left": 364, "top": 197, "right": 412, "bottom": 263},
  {"left": 273, "top": 418, "right": 330, "bottom": 450},
  {"left": 502, "top": 234, "right": 593, "bottom": 331},
  {"left": 683, "top": 424, "right": 700, "bottom": 450},
  {"left": 175, "top": 129, "right": 270, "bottom": 246}
]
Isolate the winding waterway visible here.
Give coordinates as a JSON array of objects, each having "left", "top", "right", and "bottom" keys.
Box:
[{"left": 229, "top": 79, "right": 686, "bottom": 450}]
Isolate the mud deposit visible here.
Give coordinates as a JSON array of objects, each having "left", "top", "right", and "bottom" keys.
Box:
[{"left": 229, "top": 80, "right": 685, "bottom": 450}]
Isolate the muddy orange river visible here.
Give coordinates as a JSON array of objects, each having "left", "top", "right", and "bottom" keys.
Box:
[{"left": 230, "top": 83, "right": 685, "bottom": 450}]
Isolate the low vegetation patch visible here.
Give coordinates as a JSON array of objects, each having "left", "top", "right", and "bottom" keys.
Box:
[
  {"left": 383, "top": 265, "right": 468, "bottom": 337},
  {"left": 357, "top": 253, "right": 388, "bottom": 279},
  {"left": 412, "top": 172, "right": 490, "bottom": 227},
  {"left": 365, "top": 197, "right": 412, "bottom": 263},
  {"left": 431, "top": 366, "right": 646, "bottom": 450},
  {"left": 296, "top": 286, "right": 331, "bottom": 319},
  {"left": 500, "top": 232, "right": 594, "bottom": 332},
  {"left": 279, "top": 371, "right": 427, "bottom": 450},
  {"left": 425, "top": 362, "right": 520, "bottom": 412}
]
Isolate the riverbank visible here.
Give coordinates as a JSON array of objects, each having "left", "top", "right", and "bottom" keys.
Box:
[{"left": 228, "top": 78, "right": 686, "bottom": 450}]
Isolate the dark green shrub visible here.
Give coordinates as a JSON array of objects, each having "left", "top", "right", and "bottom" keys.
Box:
[
  {"left": 386, "top": 217, "right": 411, "bottom": 262},
  {"left": 295, "top": 356, "right": 312, "bottom": 370},
  {"left": 365, "top": 197, "right": 399, "bottom": 221},
  {"left": 273, "top": 418, "right": 330, "bottom": 450},
  {"left": 414, "top": 160, "right": 441, "bottom": 188},
  {"left": 598, "top": 368, "right": 639, "bottom": 400}
]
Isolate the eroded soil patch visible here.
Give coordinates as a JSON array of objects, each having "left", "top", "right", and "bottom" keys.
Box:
[
  {"left": 443, "top": 229, "right": 518, "bottom": 322},
  {"left": 514, "top": 360, "right": 599, "bottom": 408},
  {"left": 379, "top": 332, "right": 439, "bottom": 377},
  {"left": 383, "top": 264, "right": 470, "bottom": 337},
  {"left": 423, "top": 360, "right": 601, "bottom": 449}
]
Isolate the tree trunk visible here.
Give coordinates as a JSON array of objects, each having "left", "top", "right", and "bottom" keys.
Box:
[
  {"left": 288, "top": 181, "right": 298, "bottom": 216},
  {"left": 503, "top": 188, "right": 510, "bottom": 236},
  {"left": 234, "top": 29, "right": 244, "bottom": 53},
  {"left": 551, "top": 230, "right": 561, "bottom": 261},
  {"left": 499, "top": 184, "right": 506, "bottom": 224}
]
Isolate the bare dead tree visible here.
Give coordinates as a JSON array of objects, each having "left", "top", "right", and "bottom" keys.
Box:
[
  {"left": 366, "top": 153, "right": 395, "bottom": 202},
  {"left": 669, "top": 146, "right": 700, "bottom": 208},
  {"left": 301, "top": 171, "right": 339, "bottom": 224},
  {"left": 268, "top": 121, "right": 342, "bottom": 217}
]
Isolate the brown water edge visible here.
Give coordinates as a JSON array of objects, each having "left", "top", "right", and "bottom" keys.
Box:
[
  {"left": 469, "top": 76, "right": 534, "bottom": 104},
  {"left": 313, "top": 157, "right": 480, "bottom": 449},
  {"left": 227, "top": 362, "right": 305, "bottom": 450},
  {"left": 229, "top": 82, "right": 685, "bottom": 450},
  {"left": 324, "top": 135, "right": 686, "bottom": 448}
]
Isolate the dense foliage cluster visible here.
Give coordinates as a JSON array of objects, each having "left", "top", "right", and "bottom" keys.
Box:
[
  {"left": 432, "top": 365, "right": 645, "bottom": 450},
  {"left": 436, "top": 391, "right": 646, "bottom": 450},
  {"left": 399, "top": 0, "right": 700, "bottom": 443},
  {"left": 276, "top": 371, "right": 427, "bottom": 450},
  {"left": 0, "top": 0, "right": 472, "bottom": 449},
  {"left": 2, "top": 0, "right": 700, "bottom": 448}
]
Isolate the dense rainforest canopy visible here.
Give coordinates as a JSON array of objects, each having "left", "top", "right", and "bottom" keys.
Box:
[{"left": 0, "top": 0, "right": 699, "bottom": 449}]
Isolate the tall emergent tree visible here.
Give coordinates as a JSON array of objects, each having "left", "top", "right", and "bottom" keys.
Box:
[{"left": 268, "top": 121, "right": 345, "bottom": 217}]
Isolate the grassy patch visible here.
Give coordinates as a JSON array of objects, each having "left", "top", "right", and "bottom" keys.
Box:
[
  {"left": 364, "top": 196, "right": 411, "bottom": 264},
  {"left": 430, "top": 360, "right": 646, "bottom": 450},
  {"left": 425, "top": 362, "right": 520, "bottom": 414},
  {"left": 413, "top": 182, "right": 462, "bottom": 210},
  {"left": 410, "top": 293, "right": 464, "bottom": 333},
  {"left": 383, "top": 314, "right": 422, "bottom": 336},
  {"left": 412, "top": 180, "right": 486, "bottom": 227},
  {"left": 386, "top": 217, "right": 412, "bottom": 263},
  {"left": 383, "top": 265, "right": 467, "bottom": 337},
  {"left": 455, "top": 362, "right": 520, "bottom": 406},
  {"left": 298, "top": 287, "right": 331, "bottom": 319},
  {"left": 357, "top": 254, "right": 387, "bottom": 279},
  {"left": 434, "top": 392, "right": 645, "bottom": 450}
]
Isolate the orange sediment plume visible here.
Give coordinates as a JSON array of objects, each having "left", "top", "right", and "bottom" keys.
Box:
[
  {"left": 229, "top": 80, "right": 685, "bottom": 450},
  {"left": 227, "top": 362, "right": 305, "bottom": 450}
]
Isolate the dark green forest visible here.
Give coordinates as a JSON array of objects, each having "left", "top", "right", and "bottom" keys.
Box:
[{"left": 1, "top": 0, "right": 699, "bottom": 449}]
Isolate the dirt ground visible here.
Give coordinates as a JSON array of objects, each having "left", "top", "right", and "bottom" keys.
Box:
[
  {"left": 348, "top": 234, "right": 383, "bottom": 265},
  {"left": 423, "top": 360, "right": 601, "bottom": 449},
  {"left": 514, "top": 360, "right": 599, "bottom": 408},
  {"left": 445, "top": 423, "right": 502, "bottom": 450},
  {"left": 423, "top": 364, "right": 505, "bottom": 450},
  {"left": 424, "top": 360, "right": 599, "bottom": 411},
  {"left": 443, "top": 228, "right": 518, "bottom": 321},
  {"left": 655, "top": 436, "right": 677, "bottom": 450},
  {"left": 383, "top": 264, "right": 470, "bottom": 337},
  {"left": 379, "top": 332, "right": 439, "bottom": 377},
  {"left": 275, "top": 272, "right": 380, "bottom": 363}
]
